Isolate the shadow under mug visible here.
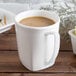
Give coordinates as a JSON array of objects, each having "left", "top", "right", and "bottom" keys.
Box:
[{"left": 15, "top": 10, "right": 60, "bottom": 71}]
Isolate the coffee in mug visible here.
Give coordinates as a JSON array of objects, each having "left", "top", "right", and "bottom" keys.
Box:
[{"left": 19, "top": 16, "right": 55, "bottom": 27}]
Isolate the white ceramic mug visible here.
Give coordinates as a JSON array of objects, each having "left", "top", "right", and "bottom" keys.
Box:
[
  {"left": 68, "top": 29, "right": 76, "bottom": 54},
  {"left": 15, "top": 10, "right": 60, "bottom": 71}
]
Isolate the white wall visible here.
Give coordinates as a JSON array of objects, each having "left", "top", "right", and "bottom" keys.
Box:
[
  {"left": 0, "top": 0, "right": 51, "bottom": 3},
  {"left": 0, "top": 0, "right": 73, "bottom": 3}
]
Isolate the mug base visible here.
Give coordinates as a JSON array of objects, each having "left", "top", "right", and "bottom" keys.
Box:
[{"left": 20, "top": 58, "right": 55, "bottom": 71}]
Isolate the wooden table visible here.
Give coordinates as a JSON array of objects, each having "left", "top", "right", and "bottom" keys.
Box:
[{"left": 0, "top": 26, "right": 76, "bottom": 76}]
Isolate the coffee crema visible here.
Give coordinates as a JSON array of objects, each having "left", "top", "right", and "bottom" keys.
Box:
[{"left": 19, "top": 16, "right": 55, "bottom": 27}]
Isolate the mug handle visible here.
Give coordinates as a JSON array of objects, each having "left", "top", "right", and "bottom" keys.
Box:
[{"left": 44, "top": 32, "right": 60, "bottom": 66}]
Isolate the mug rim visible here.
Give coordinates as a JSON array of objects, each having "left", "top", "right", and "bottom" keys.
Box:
[{"left": 15, "top": 10, "right": 60, "bottom": 30}]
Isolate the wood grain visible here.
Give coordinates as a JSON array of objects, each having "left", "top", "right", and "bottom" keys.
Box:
[
  {"left": 0, "top": 73, "right": 21, "bottom": 76},
  {"left": 0, "top": 51, "right": 76, "bottom": 73},
  {"left": 0, "top": 34, "right": 17, "bottom": 50},
  {"left": 0, "top": 73, "right": 76, "bottom": 76},
  {"left": 23, "top": 74, "right": 76, "bottom": 76}
]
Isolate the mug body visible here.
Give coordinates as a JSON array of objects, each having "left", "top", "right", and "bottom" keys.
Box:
[{"left": 15, "top": 10, "right": 60, "bottom": 71}]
